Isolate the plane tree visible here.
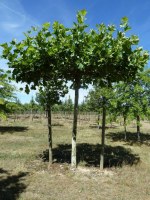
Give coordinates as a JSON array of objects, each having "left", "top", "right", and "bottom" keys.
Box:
[
  {"left": 36, "top": 80, "right": 68, "bottom": 164},
  {"left": 53, "top": 12, "right": 149, "bottom": 168},
  {"left": 114, "top": 69, "right": 150, "bottom": 141},
  {"left": 1, "top": 10, "right": 149, "bottom": 169},
  {"left": 89, "top": 69, "right": 150, "bottom": 143},
  {"left": 113, "top": 82, "right": 134, "bottom": 139},
  {"left": 57, "top": 10, "right": 93, "bottom": 167},
  {"left": 1, "top": 20, "right": 68, "bottom": 165},
  {"left": 86, "top": 17, "right": 149, "bottom": 169},
  {"left": 133, "top": 70, "right": 150, "bottom": 140},
  {"left": 86, "top": 85, "right": 116, "bottom": 169}
]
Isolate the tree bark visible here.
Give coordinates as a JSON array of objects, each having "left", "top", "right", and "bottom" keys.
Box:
[
  {"left": 124, "top": 116, "right": 127, "bottom": 140},
  {"left": 100, "top": 101, "right": 106, "bottom": 170},
  {"left": 71, "top": 86, "right": 79, "bottom": 168},
  {"left": 137, "top": 115, "right": 140, "bottom": 141},
  {"left": 47, "top": 105, "right": 52, "bottom": 165}
]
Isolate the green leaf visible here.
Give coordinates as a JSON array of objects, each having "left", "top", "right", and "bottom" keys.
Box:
[
  {"left": 120, "top": 16, "right": 128, "bottom": 28},
  {"left": 43, "top": 22, "right": 50, "bottom": 29},
  {"left": 31, "top": 26, "right": 38, "bottom": 31},
  {"left": 0, "top": 98, "right": 4, "bottom": 105},
  {"left": 79, "top": 63, "right": 84, "bottom": 69},
  {"left": 121, "top": 16, "right": 128, "bottom": 24},
  {"left": 124, "top": 25, "right": 131, "bottom": 31},
  {"left": 80, "top": 9, "right": 87, "bottom": 17},
  {"left": 108, "top": 25, "right": 116, "bottom": 32},
  {"left": 1, "top": 43, "right": 8, "bottom": 49},
  {"left": 77, "top": 9, "right": 87, "bottom": 24},
  {"left": 97, "top": 23, "right": 106, "bottom": 32},
  {"left": 130, "top": 35, "right": 139, "bottom": 44},
  {"left": 6, "top": 70, "right": 11, "bottom": 74},
  {"left": 10, "top": 39, "right": 16, "bottom": 45}
]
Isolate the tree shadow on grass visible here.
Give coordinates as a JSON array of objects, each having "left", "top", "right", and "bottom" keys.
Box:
[
  {"left": 89, "top": 125, "right": 118, "bottom": 129},
  {"left": 0, "top": 168, "right": 9, "bottom": 174},
  {"left": 40, "top": 143, "right": 140, "bottom": 168},
  {"left": 0, "top": 168, "right": 28, "bottom": 200},
  {"left": 52, "top": 123, "right": 64, "bottom": 127},
  {"left": 0, "top": 126, "right": 28, "bottom": 134},
  {"left": 107, "top": 131, "right": 150, "bottom": 146}
]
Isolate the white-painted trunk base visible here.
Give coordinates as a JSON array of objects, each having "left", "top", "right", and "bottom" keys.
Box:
[{"left": 71, "top": 137, "right": 76, "bottom": 167}]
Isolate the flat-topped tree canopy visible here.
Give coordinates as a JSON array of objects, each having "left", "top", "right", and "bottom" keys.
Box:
[
  {"left": 1, "top": 10, "right": 149, "bottom": 90},
  {"left": 1, "top": 9, "right": 149, "bottom": 168},
  {"left": 1, "top": 22, "right": 65, "bottom": 92},
  {"left": 90, "top": 17, "right": 149, "bottom": 85},
  {"left": 55, "top": 11, "right": 149, "bottom": 88}
]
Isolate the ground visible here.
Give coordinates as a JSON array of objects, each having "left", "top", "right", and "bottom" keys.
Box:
[{"left": 0, "top": 113, "right": 150, "bottom": 200}]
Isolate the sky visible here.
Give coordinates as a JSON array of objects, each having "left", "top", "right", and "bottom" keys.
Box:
[{"left": 0, "top": 0, "right": 150, "bottom": 104}]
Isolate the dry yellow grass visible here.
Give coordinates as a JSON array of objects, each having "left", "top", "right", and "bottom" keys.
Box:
[{"left": 0, "top": 114, "right": 150, "bottom": 200}]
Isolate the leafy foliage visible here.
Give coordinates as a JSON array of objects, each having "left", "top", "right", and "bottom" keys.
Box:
[
  {"left": 114, "top": 69, "right": 150, "bottom": 121},
  {"left": 0, "top": 70, "right": 16, "bottom": 119},
  {"left": 36, "top": 80, "right": 68, "bottom": 110},
  {"left": 1, "top": 10, "right": 149, "bottom": 90}
]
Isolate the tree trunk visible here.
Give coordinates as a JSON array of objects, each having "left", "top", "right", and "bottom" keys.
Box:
[
  {"left": 71, "top": 86, "right": 79, "bottom": 168},
  {"left": 124, "top": 116, "right": 127, "bottom": 140},
  {"left": 137, "top": 115, "right": 140, "bottom": 141},
  {"left": 98, "top": 114, "right": 100, "bottom": 129},
  {"left": 47, "top": 105, "right": 52, "bottom": 165},
  {"left": 100, "top": 102, "right": 106, "bottom": 170}
]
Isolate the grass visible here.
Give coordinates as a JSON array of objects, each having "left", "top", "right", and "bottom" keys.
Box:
[{"left": 0, "top": 114, "right": 150, "bottom": 200}]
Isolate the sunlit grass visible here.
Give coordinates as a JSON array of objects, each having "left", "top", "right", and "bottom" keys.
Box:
[{"left": 0, "top": 115, "right": 150, "bottom": 200}]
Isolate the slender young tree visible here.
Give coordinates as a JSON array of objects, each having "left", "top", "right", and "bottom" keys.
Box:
[
  {"left": 113, "top": 82, "right": 133, "bottom": 140},
  {"left": 114, "top": 69, "right": 150, "bottom": 141},
  {"left": 86, "top": 85, "right": 115, "bottom": 169},
  {"left": 129, "top": 70, "right": 150, "bottom": 140},
  {"left": 36, "top": 80, "right": 67, "bottom": 165}
]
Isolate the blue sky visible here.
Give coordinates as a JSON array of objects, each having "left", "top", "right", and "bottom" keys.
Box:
[{"left": 0, "top": 0, "right": 150, "bottom": 103}]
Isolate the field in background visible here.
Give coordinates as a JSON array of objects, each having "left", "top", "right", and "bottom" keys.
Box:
[{"left": 0, "top": 113, "right": 150, "bottom": 200}]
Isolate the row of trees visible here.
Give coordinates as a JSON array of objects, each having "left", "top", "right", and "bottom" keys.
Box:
[
  {"left": 1, "top": 10, "right": 149, "bottom": 169},
  {"left": 86, "top": 69, "right": 150, "bottom": 140},
  {"left": 0, "top": 95, "right": 83, "bottom": 114}
]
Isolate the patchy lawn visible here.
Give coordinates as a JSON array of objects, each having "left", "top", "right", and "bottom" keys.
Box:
[{"left": 0, "top": 115, "right": 150, "bottom": 200}]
